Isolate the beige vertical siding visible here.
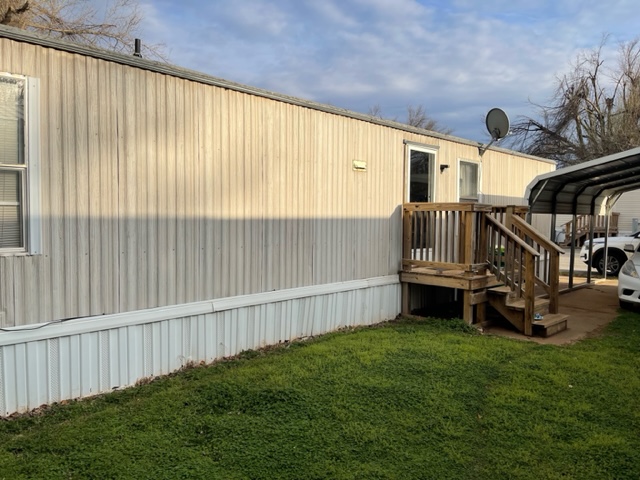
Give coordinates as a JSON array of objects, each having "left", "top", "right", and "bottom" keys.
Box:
[
  {"left": 613, "top": 190, "right": 640, "bottom": 234},
  {"left": 0, "top": 37, "right": 555, "bottom": 326}
]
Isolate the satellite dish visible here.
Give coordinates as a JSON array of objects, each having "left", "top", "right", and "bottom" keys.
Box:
[
  {"left": 479, "top": 108, "right": 510, "bottom": 156},
  {"left": 485, "top": 108, "right": 510, "bottom": 140}
]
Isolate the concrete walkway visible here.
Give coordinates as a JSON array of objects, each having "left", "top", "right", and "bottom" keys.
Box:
[{"left": 482, "top": 279, "right": 620, "bottom": 345}]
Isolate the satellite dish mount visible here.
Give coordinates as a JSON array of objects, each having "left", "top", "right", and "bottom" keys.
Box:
[{"left": 478, "top": 108, "right": 510, "bottom": 156}]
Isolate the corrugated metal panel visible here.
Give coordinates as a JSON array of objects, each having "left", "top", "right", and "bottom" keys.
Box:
[
  {"left": 613, "top": 190, "right": 640, "bottom": 234},
  {"left": 0, "top": 37, "right": 555, "bottom": 327},
  {"left": 0, "top": 24, "right": 559, "bottom": 166},
  {"left": 0, "top": 278, "right": 400, "bottom": 416}
]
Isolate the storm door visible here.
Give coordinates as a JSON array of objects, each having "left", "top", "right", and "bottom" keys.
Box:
[{"left": 407, "top": 146, "right": 436, "bottom": 202}]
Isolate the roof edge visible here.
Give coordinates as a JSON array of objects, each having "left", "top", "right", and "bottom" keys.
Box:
[
  {"left": 525, "top": 146, "right": 640, "bottom": 214},
  {"left": 0, "top": 25, "right": 554, "bottom": 165}
]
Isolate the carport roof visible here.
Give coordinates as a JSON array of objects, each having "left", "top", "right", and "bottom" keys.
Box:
[{"left": 525, "top": 147, "right": 640, "bottom": 215}]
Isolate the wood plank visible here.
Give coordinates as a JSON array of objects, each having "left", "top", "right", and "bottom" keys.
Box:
[
  {"left": 511, "top": 215, "right": 565, "bottom": 254},
  {"left": 476, "top": 302, "right": 486, "bottom": 325},
  {"left": 402, "top": 259, "right": 486, "bottom": 272},
  {"left": 488, "top": 286, "right": 513, "bottom": 295},
  {"left": 523, "top": 253, "right": 536, "bottom": 336},
  {"left": 403, "top": 203, "right": 493, "bottom": 212},
  {"left": 401, "top": 282, "right": 410, "bottom": 315},
  {"left": 403, "top": 210, "right": 412, "bottom": 260},
  {"left": 468, "top": 291, "right": 488, "bottom": 305},
  {"left": 507, "top": 297, "right": 550, "bottom": 314},
  {"left": 400, "top": 272, "right": 473, "bottom": 289},
  {"left": 532, "top": 313, "right": 568, "bottom": 337},
  {"left": 462, "top": 290, "right": 473, "bottom": 324},
  {"left": 487, "top": 295, "right": 524, "bottom": 332}
]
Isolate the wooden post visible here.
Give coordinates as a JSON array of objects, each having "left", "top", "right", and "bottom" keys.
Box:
[
  {"left": 477, "top": 212, "right": 488, "bottom": 275},
  {"left": 402, "top": 206, "right": 412, "bottom": 316},
  {"left": 460, "top": 209, "right": 475, "bottom": 276},
  {"left": 548, "top": 250, "right": 560, "bottom": 313},
  {"left": 476, "top": 300, "right": 486, "bottom": 326},
  {"left": 458, "top": 210, "right": 466, "bottom": 265},
  {"left": 463, "top": 210, "right": 475, "bottom": 268},
  {"left": 402, "top": 282, "right": 410, "bottom": 315},
  {"left": 463, "top": 290, "right": 474, "bottom": 324},
  {"left": 524, "top": 252, "right": 535, "bottom": 336},
  {"left": 403, "top": 206, "right": 412, "bottom": 262},
  {"left": 505, "top": 205, "right": 515, "bottom": 232}
]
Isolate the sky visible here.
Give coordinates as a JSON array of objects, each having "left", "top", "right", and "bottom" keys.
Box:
[{"left": 134, "top": 0, "right": 638, "bottom": 142}]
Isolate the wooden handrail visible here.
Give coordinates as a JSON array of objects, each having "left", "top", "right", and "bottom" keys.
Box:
[
  {"left": 401, "top": 203, "right": 560, "bottom": 336},
  {"left": 511, "top": 216, "right": 565, "bottom": 254},
  {"left": 484, "top": 215, "right": 540, "bottom": 257},
  {"left": 484, "top": 213, "right": 538, "bottom": 335},
  {"left": 403, "top": 202, "right": 493, "bottom": 213},
  {"left": 510, "top": 215, "right": 562, "bottom": 313}
]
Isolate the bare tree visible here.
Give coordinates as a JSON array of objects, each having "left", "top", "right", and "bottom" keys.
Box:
[
  {"left": 405, "top": 104, "right": 452, "bottom": 134},
  {"left": 0, "top": 0, "right": 165, "bottom": 60},
  {"left": 366, "top": 103, "right": 453, "bottom": 134},
  {"left": 367, "top": 103, "right": 384, "bottom": 119},
  {"left": 508, "top": 37, "right": 640, "bottom": 166},
  {"left": 0, "top": 0, "right": 30, "bottom": 26}
]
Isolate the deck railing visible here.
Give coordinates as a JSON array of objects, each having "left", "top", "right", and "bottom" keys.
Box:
[
  {"left": 402, "top": 203, "right": 563, "bottom": 335},
  {"left": 559, "top": 213, "right": 619, "bottom": 246},
  {"left": 489, "top": 205, "right": 528, "bottom": 224},
  {"left": 402, "top": 203, "right": 492, "bottom": 274},
  {"left": 510, "top": 215, "right": 564, "bottom": 313},
  {"left": 484, "top": 214, "right": 539, "bottom": 335}
]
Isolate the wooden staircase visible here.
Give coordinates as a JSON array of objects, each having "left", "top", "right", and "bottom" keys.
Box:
[
  {"left": 558, "top": 213, "right": 619, "bottom": 246},
  {"left": 484, "top": 211, "right": 568, "bottom": 337},
  {"left": 400, "top": 203, "right": 570, "bottom": 338},
  {"left": 487, "top": 286, "right": 568, "bottom": 338}
]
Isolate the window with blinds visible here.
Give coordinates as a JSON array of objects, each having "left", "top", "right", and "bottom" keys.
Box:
[{"left": 0, "top": 75, "right": 27, "bottom": 250}]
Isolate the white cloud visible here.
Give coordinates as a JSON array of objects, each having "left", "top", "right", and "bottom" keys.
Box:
[{"left": 135, "top": 0, "right": 640, "bottom": 140}]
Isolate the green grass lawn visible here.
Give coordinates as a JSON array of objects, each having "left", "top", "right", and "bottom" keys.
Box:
[{"left": 1, "top": 312, "right": 639, "bottom": 480}]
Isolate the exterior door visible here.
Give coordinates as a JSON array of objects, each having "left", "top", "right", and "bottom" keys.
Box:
[{"left": 407, "top": 146, "right": 436, "bottom": 202}]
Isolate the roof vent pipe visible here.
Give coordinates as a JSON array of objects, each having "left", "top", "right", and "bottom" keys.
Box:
[{"left": 133, "top": 38, "right": 142, "bottom": 58}]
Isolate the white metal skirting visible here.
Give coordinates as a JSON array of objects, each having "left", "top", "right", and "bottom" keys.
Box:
[{"left": 0, "top": 275, "right": 400, "bottom": 416}]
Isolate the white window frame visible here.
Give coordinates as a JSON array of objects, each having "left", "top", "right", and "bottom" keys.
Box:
[
  {"left": 406, "top": 143, "right": 438, "bottom": 203},
  {"left": 0, "top": 73, "right": 41, "bottom": 255},
  {"left": 458, "top": 158, "right": 481, "bottom": 202}
]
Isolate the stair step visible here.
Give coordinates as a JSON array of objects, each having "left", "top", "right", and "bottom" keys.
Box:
[
  {"left": 488, "top": 288, "right": 550, "bottom": 314},
  {"left": 488, "top": 286, "right": 513, "bottom": 295},
  {"left": 507, "top": 297, "right": 550, "bottom": 314},
  {"left": 532, "top": 313, "right": 569, "bottom": 338},
  {"left": 486, "top": 279, "right": 504, "bottom": 289}
]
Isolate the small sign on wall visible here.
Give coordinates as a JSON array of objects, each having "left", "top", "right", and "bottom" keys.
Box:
[{"left": 353, "top": 160, "right": 367, "bottom": 172}]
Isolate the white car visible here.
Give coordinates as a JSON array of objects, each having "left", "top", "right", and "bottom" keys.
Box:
[
  {"left": 580, "top": 231, "right": 640, "bottom": 276},
  {"left": 618, "top": 243, "right": 640, "bottom": 310}
]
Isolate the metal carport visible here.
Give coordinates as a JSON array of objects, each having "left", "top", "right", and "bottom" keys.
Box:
[{"left": 525, "top": 147, "right": 640, "bottom": 286}]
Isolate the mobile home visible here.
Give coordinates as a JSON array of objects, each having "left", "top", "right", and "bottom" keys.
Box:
[{"left": 0, "top": 26, "right": 555, "bottom": 415}]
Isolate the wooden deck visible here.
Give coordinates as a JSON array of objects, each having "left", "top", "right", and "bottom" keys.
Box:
[
  {"left": 558, "top": 213, "right": 619, "bottom": 246},
  {"left": 401, "top": 203, "right": 567, "bottom": 337}
]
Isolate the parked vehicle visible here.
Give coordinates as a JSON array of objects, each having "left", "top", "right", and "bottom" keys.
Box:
[
  {"left": 579, "top": 231, "right": 640, "bottom": 275},
  {"left": 618, "top": 243, "right": 640, "bottom": 310}
]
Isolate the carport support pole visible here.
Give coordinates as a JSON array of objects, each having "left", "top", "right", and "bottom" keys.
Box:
[
  {"left": 569, "top": 214, "right": 577, "bottom": 289},
  {"left": 603, "top": 211, "right": 611, "bottom": 280},
  {"left": 587, "top": 217, "right": 595, "bottom": 284},
  {"left": 549, "top": 212, "right": 557, "bottom": 242}
]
